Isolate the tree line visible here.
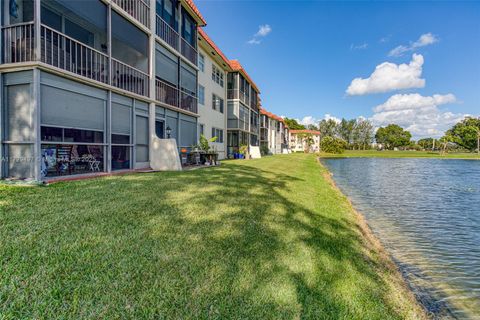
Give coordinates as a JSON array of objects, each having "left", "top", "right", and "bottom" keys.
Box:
[
  {"left": 285, "top": 117, "right": 374, "bottom": 150},
  {"left": 284, "top": 116, "right": 480, "bottom": 154}
]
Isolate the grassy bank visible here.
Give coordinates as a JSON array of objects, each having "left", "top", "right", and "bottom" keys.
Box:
[
  {"left": 0, "top": 154, "right": 426, "bottom": 319},
  {"left": 319, "top": 149, "right": 480, "bottom": 159}
]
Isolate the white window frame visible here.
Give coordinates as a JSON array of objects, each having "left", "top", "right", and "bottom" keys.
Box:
[
  {"left": 198, "top": 85, "right": 205, "bottom": 105},
  {"left": 198, "top": 53, "right": 205, "bottom": 72}
]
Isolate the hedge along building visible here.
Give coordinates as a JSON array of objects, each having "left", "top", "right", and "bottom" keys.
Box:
[
  {"left": 260, "top": 107, "right": 289, "bottom": 155},
  {"left": 196, "top": 27, "right": 230, "bottom": 159},
  {"left": 0, "top": 0, "right": 206, "bottom": 181}
]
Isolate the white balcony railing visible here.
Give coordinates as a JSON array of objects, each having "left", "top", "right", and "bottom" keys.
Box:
[
  {"left": 2, "top": 22, "right": 35, "bottom": 64},
  {"left": 155, "top": 78, "right": 179, "bottom": 108},
  {"left": 112, "top": 0, "right": 150, "bottom": 28},
  {"left": 112, "top": 58, "right": 149, "bottom": 96},
  {"left": 227, "top": 89, "right": 238, "bottom": 100},
  {"left": 155, "top": 15, "right": 179, "bottom": 51},
  {"left": 181, "top": 38, "right": 197, "bottom": 66},
  {"left": 180, "top": 91, "right": 198, "bottom": 114},
  {"left": 41, "top": 24, "right": 109, "bottom": 84}
]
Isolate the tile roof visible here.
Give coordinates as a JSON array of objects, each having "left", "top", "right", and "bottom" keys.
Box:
[
  {"left": 198, "top": 28, "right": 231, "bottom": 69},
  {"left": 260, "top": 107, "right": 289, "bottom": 128},
  {"left": 290, "top": 130, "right": 321, "bottom": 135},
  {"left": 229, "top": 60, "right": 260, "bottom": 93},
  {"left": 183, "top": 0, "right": 206, "bottom": 26}
]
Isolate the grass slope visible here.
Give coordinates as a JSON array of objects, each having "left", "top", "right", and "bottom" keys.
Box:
[
  {"left": 319, "top": 150, "right": 480, "bottom": 159},
  {"left": 0, "top": 154, "right": 425, "bottom": 319}
]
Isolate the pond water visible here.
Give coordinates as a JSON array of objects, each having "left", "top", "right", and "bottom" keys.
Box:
[{"left": 321, "top": 158, "right": 480, "bottom": 319}]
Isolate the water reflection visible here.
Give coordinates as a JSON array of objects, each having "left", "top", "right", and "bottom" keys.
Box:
[{"left": 321, "top": 158, "right": 480, "bottom": 319}]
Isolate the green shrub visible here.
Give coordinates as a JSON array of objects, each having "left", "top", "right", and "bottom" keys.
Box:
[
  {"left": 260, "top": 145, "right": 270, "bottom": 156},
  {"left": 321, "top": 136, "right": 347, "bottom": 154}
]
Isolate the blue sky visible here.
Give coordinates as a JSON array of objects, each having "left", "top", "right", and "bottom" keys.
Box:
[{"left": 196, "top": 0, "right": 480, "bottom": 138}]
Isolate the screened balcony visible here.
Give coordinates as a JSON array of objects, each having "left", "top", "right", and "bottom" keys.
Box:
[
  {"left": 1, "top": 0, "right": 150, "bottom": 97},
  {"left": 2, "top": 23, "right": 35, "bottom": 64},
  {"left": 156, "top": 14, "right": 179, "bottom": 51},
  {"left": 112, "top": 0, "right": 150, "bottom": 28}
]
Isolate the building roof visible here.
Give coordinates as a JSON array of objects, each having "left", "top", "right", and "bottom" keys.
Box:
[
  {"left": 183, "top": 0, "right": 207, "bottom": 26},
  {"left": 229, "top": 60, "right": 260, "bottom": 93},
  {"left": 198, "top": 28, "right": 231, "bottom": 70},
  {"left": 290, "top": 130, "right": 321, "bottom": 135},
  {"left": 260, "top": 107, "right": 289, "bottom": 129}
]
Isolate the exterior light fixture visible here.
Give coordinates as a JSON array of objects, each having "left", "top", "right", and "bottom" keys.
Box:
[{"left": 166, "top": 126, "right": 172, "bottom": 138}]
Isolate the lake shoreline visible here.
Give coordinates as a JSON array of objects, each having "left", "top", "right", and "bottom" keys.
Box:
[
  {"left": 318, "top": 150, "right": 480, "bottom": 160},
  {"left": 317, "top": 158, "right": 433, "bottom": 319}
]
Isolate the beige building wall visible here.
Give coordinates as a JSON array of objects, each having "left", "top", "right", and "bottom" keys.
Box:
[
  {"left": 289, "top": 133, "right": 321, "bottom": 152},
  {"left": 197, "top": 47, "right": 228, "bottom": 159}
]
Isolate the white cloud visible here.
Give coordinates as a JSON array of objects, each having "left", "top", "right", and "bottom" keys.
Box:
[
  {"left": 298, "top": 116, "right": 318, "bottom": 126},
  {"left": 247, "top": 38, "right": 261, "bottom": 45},
  {"left": 324, "top": 114, "right": 341, "bottom": 124},
  {"left": 248, "top": 24, "right": 272, "bottom": 45},
  {"left": 389, "top": 33, "right": 439, "bottom": 57},
  {"left": 379, "top": 35, "right": 391, "bottom": 43},
  {"left": 255, "top": 24, "right": 272, "bottom": 37},
  {"left": 350, "top": 42, "right": 368, "bottom": 50},
  {"left": 296, "top": 114, "right": 341, "bottom": 126},
  {"left": 374, "top": 93, "right": 457, "bottom": 112},
  {"left": 346, "top": 54, "right": 425, "bottom": 96},
  {"left": 371, "top": 93, "right": 469, "bottom": 138}
]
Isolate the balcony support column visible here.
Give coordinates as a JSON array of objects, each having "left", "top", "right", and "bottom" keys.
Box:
[
  {"left": 34, "top": 0, "right": 41, "bottom": 61},
  {"left": 107, "top": 3, "right": 112, "bottom": 85},
  {"left": 32, "top": 69, "right": 41, "bottom": 181},
  {"left": 148, "top": 0, "right": 156, "bottom": 167}
]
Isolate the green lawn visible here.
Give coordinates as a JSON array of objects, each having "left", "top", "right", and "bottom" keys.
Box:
[
  {"left": 319, "top": 149, "right": 480, "bottom": 159},
  {"left": 0, "top": 154, "right": 425, "bottom": 319}
]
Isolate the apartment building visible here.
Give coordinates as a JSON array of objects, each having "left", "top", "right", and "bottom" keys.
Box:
[
  {"left": 0, "top": 0, "right": 206, "bottom": 181},
  {"left": 226, "top": 60, "right": 260, "bottom": 158},
  {"left": 196, "top": 28, "right": 230, "bottom": 159},
  {"left": 260, "top": 107, "right": 289, "bottom": 154},
  {"left": 289, "top": 130, "right": 321, "bottom": 153}
]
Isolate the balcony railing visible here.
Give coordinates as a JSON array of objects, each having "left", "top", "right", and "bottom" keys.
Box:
[
  {"left": 181, "top": 38, "right": 197, "bottom": 66},
  {"left": 180, "top": 91, "right": 198, "bottom": 114},
  {"left": 155, "top": 78, "right": 179, "bottom": 108},
  {"left": 2, "top": 23, "right": 35, "bottom": 64},
  {"left": 41, "top": 25, "right": 109, "bottom": 84},
  {"left": 112, "top": 58, "right": 149, "bottom": 96},
  {"left": 156, "top": 15, "right": 179, "bottom": 51},
  {"left": 112, "top": 0, "right": 150, "bottom": 28},
  {"left": 227, "top": 89, "right": 238, "bottom": 100}
]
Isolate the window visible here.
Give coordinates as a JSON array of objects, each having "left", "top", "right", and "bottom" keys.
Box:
[
  {"left": 9, "top": 0, "right": 34, "bottom": 24},
  {"left": 156, "top": 45, "right": 178, "bottom": 86},
  {"left": 182, "top": 9, "right": 196, "bottom": 47},
  {"left": 155, "top": 120, "right": 165, "bottom": 139},
  {"left": 136, "top": 115, "right": 149, "bottom": 162},
  {"left": 198, "top": 54, "right": 205, "bottom": 72},
  {"left": 199, "top": 123, "right": 204, "bottom": 136},
  {"left": 198, "top": 85, "right": 205, "bottom": 105},
  {"left": 211, "top": 128, "right": 224, "bottom": 143},
  {"left": 212, "top": 94, "right": 224, "bottom": 113},
  {"left": 41, "top": 0, "right": 107, "bottom": 52},
  {"left": 156, "top": 0, "right": 176, "bottom": 28},
  {"left": 212, "top": 65, "right": 224, "bottom": 87},
  {"left": 40, "top": 126, "right": 105, "bottom": 177},
  {"left": 112, "top": 11, "right": 149, "bottom": 72},
  {"left": 180, "top": 63, "right": 197, "bottom": 96},
  {"left": 112, "top": 134, "right": 130, "bottom": 144}
]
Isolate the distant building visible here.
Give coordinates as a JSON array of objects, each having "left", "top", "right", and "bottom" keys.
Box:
[
  {"left": 289, "top": 130, "right": 321, "bottom": 152},
  {"left": 260, "top": 108, "right": 289, "bottom": 154}
]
